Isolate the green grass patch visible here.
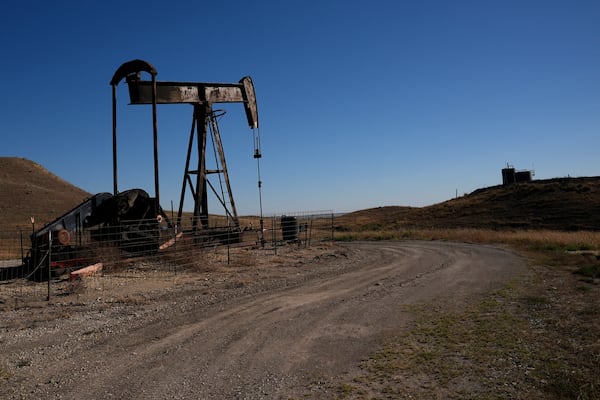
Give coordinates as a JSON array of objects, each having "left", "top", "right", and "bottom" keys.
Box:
[{"left": 574, "top": 264, "right": 600, "bottom": 279}]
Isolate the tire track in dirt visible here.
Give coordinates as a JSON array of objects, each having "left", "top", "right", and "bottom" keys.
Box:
[{"left": 2, "top": 241, "right": 525, "bottom": 399}]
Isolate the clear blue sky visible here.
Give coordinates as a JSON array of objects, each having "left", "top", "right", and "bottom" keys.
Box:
[{"left": 1, "top": 1, "right": 599, "bottom": 215}]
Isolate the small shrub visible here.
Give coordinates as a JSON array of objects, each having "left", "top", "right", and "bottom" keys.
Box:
[{"left": 574, "top": 264, "right": 600, "bottom": 279}]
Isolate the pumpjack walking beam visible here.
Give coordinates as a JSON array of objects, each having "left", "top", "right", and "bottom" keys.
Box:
[{"left": 110, "top": 59, "right": 259, "bottom": 232}]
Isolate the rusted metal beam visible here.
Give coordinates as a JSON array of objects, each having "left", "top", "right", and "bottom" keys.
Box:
[
  {"left": 127, "top": 80, "right": 242, "bottom": 103},
  {"left": 126, "top": 77, "right": 259, "bottom": 129}
]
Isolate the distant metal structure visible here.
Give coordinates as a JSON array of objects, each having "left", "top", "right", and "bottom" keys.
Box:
[
  {"left": 110, "top": 59, "right": 260, "bottom": 234},
  {"left": 502, "top": 163, "right": 534, "bottom": 185}
]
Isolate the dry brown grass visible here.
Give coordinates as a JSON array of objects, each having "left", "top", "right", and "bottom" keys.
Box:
[
  {"left": 335, "top": 228, "right": 600, "bottom": 251},
  {"left": 338, "top": 177, "right": 600, "bottom": 232},
  {"left": 0, "top": 157, "right": 90, "bottom": 230}
]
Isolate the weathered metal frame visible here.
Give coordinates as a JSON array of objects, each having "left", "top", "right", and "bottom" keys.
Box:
[
  {"left": 110, "top": 59, "right": 259, "bottom": 233},
  {"left": 125, "top": 78, "right": 259, "bottom": 130},
  {"left": 110, "top": 59, "right": 161, "bottom": 208}
]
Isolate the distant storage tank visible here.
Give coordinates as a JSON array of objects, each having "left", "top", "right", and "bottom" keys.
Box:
[
  {"left": 502, "top": 164, "right": 533, "bottom": 185},
  {"left": 502, "top": 167, "right": 516, "bottom": 185},
  {"left": 515, "top": 170, "right": 532, "bottom": 183},
  {"left": 281, "top": 216, "right": 298, "bottom": 241}
]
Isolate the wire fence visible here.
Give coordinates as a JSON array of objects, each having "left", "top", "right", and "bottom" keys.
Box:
[{"left": 0, "top": 212, "right": 335, "bottom": 307}]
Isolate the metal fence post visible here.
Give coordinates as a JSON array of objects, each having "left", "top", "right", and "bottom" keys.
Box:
[
  {"left": 227, "top": 221, "right": 231, "bottom": 265},
  {"left": 331, "top": 212, "right": 334, "bottom": 242},
  {"left": 20, "top": 229, "right": 24, "bottom": 266},
  {"left": 47, "top": 230, "right": 51, "bottom": 301},
  {"left": 272, "top": 216, "right": 277, "bottom": 255},
  {"left": 172, "top": 201, "right": 177, "bottom": 274}
]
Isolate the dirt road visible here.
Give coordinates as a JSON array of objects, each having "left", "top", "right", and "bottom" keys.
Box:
[{"left": 0, "top": 241, "right": 525, "bottom": 399}]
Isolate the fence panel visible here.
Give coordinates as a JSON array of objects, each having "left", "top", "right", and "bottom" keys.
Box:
[{"left": 0, "top": 211, "right": 335, "bottom": 308}]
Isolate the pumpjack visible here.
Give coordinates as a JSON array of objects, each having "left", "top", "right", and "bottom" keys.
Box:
[
  {"left": 23, "top": 59, "right": 261, "bottom": 279},
  {"left": 110, "top": 59, "right": 260, "bottom": 233}
]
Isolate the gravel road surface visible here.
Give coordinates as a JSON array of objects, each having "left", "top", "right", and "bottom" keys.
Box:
[{"left": 0, "top": 241, "right": 525, "bottom": 399}]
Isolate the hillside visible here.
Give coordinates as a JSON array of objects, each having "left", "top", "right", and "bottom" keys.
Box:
[
  {"left": 2, "top": 157, "right": 599, "bottom": 233},
  {"left": 338, "top": 177, "right": 600, "bottom": 231},
  {"left": 0, "top": 157, "right": 91, "bottom": 230}
]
